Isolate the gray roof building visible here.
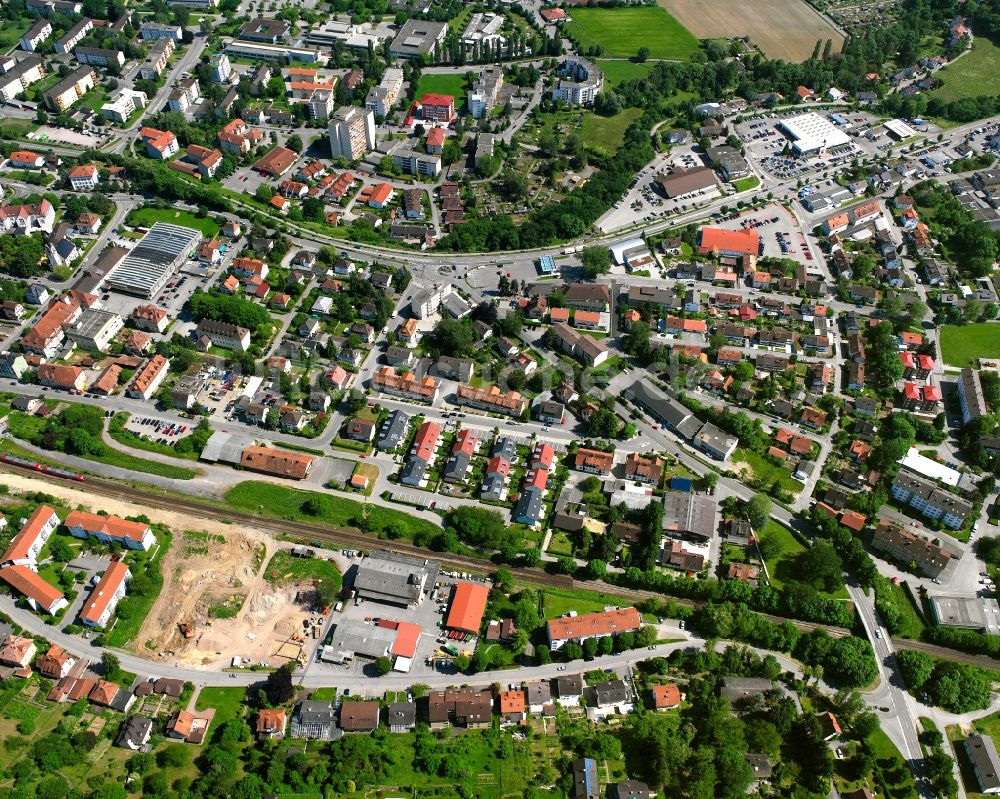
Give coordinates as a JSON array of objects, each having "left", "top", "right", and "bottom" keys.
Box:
[
  {"left": 390, "top": 18, "right": 447, "bottom": 58},
  {"left": 662, "top": 491, "right": 718, "bottom": 540},
  {"left": 353, "top": 550, "right": 436, "bottom": 607},
  {"left": 326, "top": 619, "right": 395, "bottom": 658},
  {"left": 377, "top": 409, "right": 409, "bottom": 450},
  {"left": 290, "top": 701, "right": 339, "bottom": 740},
  {"left": 966, "top": 733, "right": 1000, "bottom": 795}
]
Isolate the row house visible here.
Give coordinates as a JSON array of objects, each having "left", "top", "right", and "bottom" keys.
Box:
[
  {"left": 372, "top": 366, "right": 439, "bottom": 404},
  {"left": 574, "top": 448, "right": 613, "bottom": 475},
  {"left": 455, "top": 384, "right": 527, "bottom": 417}
]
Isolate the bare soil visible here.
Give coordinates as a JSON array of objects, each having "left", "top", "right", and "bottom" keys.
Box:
[
  {"left": 657, "top": 0, "right": 846, "bottom": 62},
  {"left": 2, "top": 473, "right": 317, "bottom": 671}
]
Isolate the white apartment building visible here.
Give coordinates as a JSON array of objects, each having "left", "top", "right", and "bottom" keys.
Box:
[
  {"left": 102, "top": 88, "right": 147, "bottom": 123},
  {"left": 364, "top": 67, "right": 403, "bottom": 118},
  {"left": 328, "top": 106, "right": 375, "bottom": 160},
  {"left": 19, "top": 19, "right": 53, "bottom": 51}
]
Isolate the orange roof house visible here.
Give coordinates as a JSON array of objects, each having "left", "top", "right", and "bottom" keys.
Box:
[
  {"left": 239, "top": 446, "right": 314, "bottom": 479},
  {"left": 498, "top": 689, "right": 526, "bottom": 719},
  {"left": 546, "top": 607, "right": 641, "bottom": 647},
  {"left": 652, "top": 683, "right": 681, "bottom": 710},
  {"left": 445, "top": 582, "right": 488, "bottom": 634}
]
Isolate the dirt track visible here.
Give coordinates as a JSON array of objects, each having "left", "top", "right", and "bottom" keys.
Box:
[{"left": 658, "top": 0, "right": 846, "bottom": 62}]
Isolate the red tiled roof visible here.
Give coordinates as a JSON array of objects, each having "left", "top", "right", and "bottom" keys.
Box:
[{"left": 445, "top": 582, "right": 488, "bottom": 634}]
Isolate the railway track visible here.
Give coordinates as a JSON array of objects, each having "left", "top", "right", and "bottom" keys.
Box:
[{"left": 5, "top": 465, "right": 998, "bottom": 670}]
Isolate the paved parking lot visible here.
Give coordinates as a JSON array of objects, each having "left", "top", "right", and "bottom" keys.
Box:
[{"left": 707, "top": 202, "right": 824, "bottom": 270}]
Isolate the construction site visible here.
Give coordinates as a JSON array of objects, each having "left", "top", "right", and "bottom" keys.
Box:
[{"left": 133, "top": 528, "right": 331, "bottom": 670}]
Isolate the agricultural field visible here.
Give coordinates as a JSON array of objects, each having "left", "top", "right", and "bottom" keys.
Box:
[
  {"left": 126, "top": 206, "right": 222, "bottom": 238},
  {"left": 566, "top": 6, "right": 701, "bottom": 61},
  {"left": 940, "top": 322, "right": 1000, "bottom": 366},
  {"left": 581, "top": 108, "right": 643, "bottom": 153},
  {"left": 658, "top": 0, "right": 846, "bottom": 62},
  {"left": 933, "top": 37, "right": 1000, "bottom": 103},
  {"left": 415, "top": 73, "right": 469, "bottom": 112}
]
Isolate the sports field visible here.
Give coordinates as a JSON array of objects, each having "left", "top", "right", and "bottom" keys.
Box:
[
  {"left": 940, "top": 323, "right": 1000, "bottom": 366},
  {"left": 566, "top": 6, "right": 700, "bottom": 61},
  {"left": 657, "top": 0, "right": 845, "bottom": 62},
  {"left": 932, "top": 37, "right": 1000, "bottom": 103}
]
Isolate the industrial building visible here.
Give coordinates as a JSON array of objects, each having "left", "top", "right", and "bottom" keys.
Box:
[
  {"left": 106, "top": 222, "right": 202, "bottom": 298},
  {"left": 353, "top": 551, "right": 438, "bottom": 607}
]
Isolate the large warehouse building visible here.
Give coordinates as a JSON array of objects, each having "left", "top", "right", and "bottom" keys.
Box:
[
  {"left": 778, "top": 112, "right": 851, "bottom": 156},
  {"left": 106, "top": 222, "right": 202, "bottom": 298},
  {"left": 353, "top": 551, "right": 438, "bottom": 607}
]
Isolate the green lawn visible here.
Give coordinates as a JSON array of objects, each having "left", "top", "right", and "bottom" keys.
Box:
[
  {"left": 195, "top": 686, "right": 246, "bottom": 729},
  {"left": 264, "top": 549, "right": 342, "bottom": 593},
  {"left": 933, "top": 37, "right": 1000, "bottom": 103},
  {"left": 581, "top": 108, "right": 643, "bottom": 153},
  {"left": 732, "top": 176, "right": 761, "bottom": 192},
  {"left": 733, "top": 448, "right": 802, "bottom": 495},
  {"left": 0, "top": 118, "right": 35, "bottom": 139},
  {"left": 759, "top": 520, "right": 805, "bottom": 590},
  {"left": 940, "top": 322, "right": 1000, "bottom": 367},
  {"left": 596, "top": 59, "right": 656, "bottom": 87},
  {"left": 542, "top": 587, "right": 628, "bottom": 620},
  {"left": 885, "top": 580, "right": 927, "bottom": 639},
  {"left": 224, "top": 481, "right": 441, "bottom": 540},
  {"left": 566, "top": 6, "right": 700, "bottom": 60},
  {"left": 127, "top": 206, "right": 222, "bottom": 239},
  {"left": 414, "top": 73, "right": 468, "bottom": 113}
]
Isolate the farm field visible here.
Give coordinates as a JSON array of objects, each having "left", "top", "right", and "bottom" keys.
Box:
[
  {"left": 127, "top": 206, "right": 222, "bottom": 238},
  {"left": 414, "top": 73, "right": 468, "bottom": 112},
  {"left": 581, "top": 108, "right": 643, "bottom": 153},
  {"left": 940, "top": 322, "right": 1000, "bottom": 366},
  {"left": 566, "top": 6, "right": 700, "bottom": 61},
  {"left": 658, "top": 0, "right": 845, "bottom": 62},
  {"left": 933, "top": 37, "right": 1000, "bottom": 103}
]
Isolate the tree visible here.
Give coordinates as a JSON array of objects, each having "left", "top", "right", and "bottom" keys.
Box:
[
  {"left": 794, "top": 540, "right": 843, "bottom": 593},
  {"left": 286, "top": 134, "right": 303, "bottom": 153},
  {"left": 824, "top": 636, "right": 879, "bottom": 689},
  {"left": 581, "top": 246, "right": 611, "bottom": 279},
  {"left": 263, "top": 663, "right": 294, "bottom": 705},
  {"left": 746, "top": 494, "right": 771, "bottom": 529},
  {"left": 637, "top": 46, "right": 650, "bottom": 62},
  {"left": 375, "top": 656, "right": 392, "bottom": 676},
  {"left": 101, "top": 653, "right": 121, "bottom": 683},
  {"left": 898, "top": 649, "right": 935, "bottom": 690}
]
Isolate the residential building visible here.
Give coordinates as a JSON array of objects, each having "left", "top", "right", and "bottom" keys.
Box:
[
  {"left": 552, "top": 57, "right": 603, "bottom": 105},
  {"left": 456, "top": 384, "right": 528, "bottom": 417},
  {"left": 392, "top": 148, "right": 441, "bottom": 177},
  {"left": 65, "top": 511, "right": 156, "bottom": 551},
  {"left": 372, "top": 366, "right": 439, "bottom": 404},
  {"left": 328, "top": 106, "right": 376, "bottom": 160},
  {"left": 546, "top": 607, "right": 641, "bottom": 649},
  {"left": 54, "top": 17, "right": 93, "bottom": 54},
  {"left": 20, "top": 19, "right": 53, "bottom": 51},
  {"left": 75, "top": 47, "right": 124, "bottom": 68},
  {"left": 101, "top": 88, "right": 147, "bottom": 123},
  {"left": 890, "top": 471, "right": 974, "bottom": 529},
  {"left": 0, "top": 56, "right": 45, "bottom": 101},
  {"left": 290, "top": 701, "right": 337, "bottom": 739},
  {"left": 44, "top": 66, "right": 95, "bottom": 112},
  {"left": 126, "top": 354, "right": 170, "bottom": 400},
  {"left": 468, "top": 66, "right": 503, "bottom": 118},
  {"left": 364, "top": 67, "right": 403, "bottom": 117},
  {"left": 195, "top": 319, "right": 250, "bottom": 352},
  {"left": 38, "top": 363, "right": 86, "bottom": 391},
  {"left": 80, "top": 561, "right": 130, "bottom": 628},
  {"left": 256, "top": 708, "right": 286, "bottom": 739},
  {"left": 139, "top": 38, "right": 174, "bottom": 80},
  {"left": 958, "top": 367, "right": 988, "bottom": 425}
]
